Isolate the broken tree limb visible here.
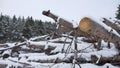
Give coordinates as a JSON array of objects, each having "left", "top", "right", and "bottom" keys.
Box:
[
  {"left": 79, "top": 17, "right": 120, "bottom": 48},
  {"left": 103, "top": 18, "right": 120, "bottom": 35},
  {"left": 42, "top": 10, "right": 58, "bottom": 22},
  {"left": 0, "top": 42, "right": 26, "bottom": 51},
  {"left": 42, "top": 10, "right": 74, "bottom": 31}
]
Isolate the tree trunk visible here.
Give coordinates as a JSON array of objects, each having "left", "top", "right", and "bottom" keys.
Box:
[
  {"left": 58, "top": 18, "right": 74, "bottom": 30},
  {"left": 103, "top": 18, "right": 120, "bottom": 35},
  {"left": 79, "top": 17, "right": 120, "bottom": 49},
  {"left": 42, "top": 10, "right": 91, "bottom": 38},
  {"left": 26, "top": 53, "right": 120, "bottom": 66}
]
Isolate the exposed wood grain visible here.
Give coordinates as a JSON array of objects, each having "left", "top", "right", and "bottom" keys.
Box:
[{"left": 79, "top": 17, "right": 120, "bottom": 48}]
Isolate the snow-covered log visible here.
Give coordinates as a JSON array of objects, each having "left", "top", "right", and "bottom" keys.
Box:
[
  {"left": 0, "top": 44, "right": 8, "bottom": 48},
  {"left": 42, "top": 10, "right": 73, "bottom": 30},
  {"left": 0, "top": 42, "right": 26, "bottom": 51},
  {"left": 102, "top": 18, "right": 120, "bottom": 35},
  {"left": 42, "top": 10, "right": 92, "bottom": 38},
  {"left": 79, "top": 17, "right": 120, "bottom": 49},
  {"left": 0, "top": 64, "right": 7, "bottom": 68},
  {"left": 19, "top": 52, "right": 120, "bottom": 65}
]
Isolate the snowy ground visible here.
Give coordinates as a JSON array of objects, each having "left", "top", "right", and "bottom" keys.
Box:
[{"left": 0, "top": 34, "right": 120, "bottom": 68}]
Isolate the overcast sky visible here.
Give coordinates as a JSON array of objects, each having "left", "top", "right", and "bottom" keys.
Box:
[{"left": 0, "top": 0, "right": 120, "bottom": 23}]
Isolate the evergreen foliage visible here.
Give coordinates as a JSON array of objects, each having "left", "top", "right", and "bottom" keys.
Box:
[
  {"left": 0, "top": 14, "right": 56, "bottom": 43},
  {"left": 116, "top": 5, "right": 120, "bottom": 20}
]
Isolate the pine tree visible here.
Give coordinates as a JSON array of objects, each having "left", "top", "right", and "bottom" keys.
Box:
[
  {"left": 13, "top": 15, "right": 17, "bottom": 23},
  {"left": 0, "top": 14, "right": 56, "bottom": 42},
  {"left": 116, "top": 5, "right": 120, "bottom": 20},
  {"left": 22, "top": 17, "right": 34, "bottom": 38}
]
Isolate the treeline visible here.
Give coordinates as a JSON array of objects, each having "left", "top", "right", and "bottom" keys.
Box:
[{"left": 0, "top": 14, "right": 56, "bottom": 43}]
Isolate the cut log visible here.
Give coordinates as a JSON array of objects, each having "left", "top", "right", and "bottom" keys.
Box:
[
  {"left": 42, "top": 10, "right": 73, "bottom": 30},
  {"left": 0, "top": 44, "right": 8, "bottom": 47},
  {"left": 26, "top": 53, "right": 120, "bottom": 66},
  {"left": 42, "top": 10, "right": 92, "bottom": 38},
  {"left": 82, "top": 38, "right": 97, "bottom": 43},
  {"left": 0, "top": 42, "right": 26, "bottom": 51},
  {"left": 79, "top": 17, "right": 120, "bottom": 48},
  {"left": 58, "top": 18, "right": 74, "bottom": 30},
  {"left": 42, "top": 10, "right": 58, "bottom": 22},
  {"left": 0, "top": 64, "right": 8, "bottom": 68},
  {"left": 76, "top": 27, "right": 91, "bottom": 37},
  {"left": 57, "top": 25, "right": 73, "bottom": 33},
  {"left": 103, "top": 18, "right": 120, "bottom": 34}
]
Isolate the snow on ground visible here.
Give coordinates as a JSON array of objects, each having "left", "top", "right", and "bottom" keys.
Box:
[
  {"left": 0, "top": 60, "right": 119, "bottom": 68},
  {"left": 31, "top": 63, "right": 119, "bottom": 68},
  {"left": 0, "top": 35, "right": 119, "bottom": 68},
  {"left": 0, "top": 58, "right": 23, "bottom": 68}
]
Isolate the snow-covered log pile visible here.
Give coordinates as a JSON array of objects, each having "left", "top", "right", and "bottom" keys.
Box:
[
  {"left": 0, "top": 34, "right": 120, "bottom": 68},
  {"left": 0, "top": 10, "right": 120, "bottom": 68},
  {"left": 42, "top": 10, "right": 120, "bottom": 49}
]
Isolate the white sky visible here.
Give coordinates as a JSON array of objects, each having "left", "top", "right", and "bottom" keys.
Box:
[{"left": 0, "top": 0, "right": 120, "bottom": 23}]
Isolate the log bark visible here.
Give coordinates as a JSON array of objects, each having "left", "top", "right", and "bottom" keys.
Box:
[
  {"left": 0, "top": 64, "right": 8, "bottom": 68},
  {"left": 58, "top": 18, "right": 74, "bottom": 30},
  {"left": 76, "top": 27, "right": 92, "bottom": 38},
  {"left": 103, "top": 18, "right": 120, "bottom": 34},
  {"left": 42, "top": 10, "right": 58, "bottom": 22},
  {"left": 42, "top": 10, "right": 92, "bottom": 38},
  {"left": 0, "top": 44, "right": 8, "bottom": 47},
  {"left": 0, "top": 42, "right": 26, "bottom": 51},
  {"left": 42, "top": 10, "right": 74, "bottom": 30},
  {"left": 26, "top": 53, "right": 120, "bottom": 66},
  {"left": 79, "top": 17, "right": 120, "bottom": 48},
  {"left": 42, "top": 10, "right": 120, "bottom": 46}
]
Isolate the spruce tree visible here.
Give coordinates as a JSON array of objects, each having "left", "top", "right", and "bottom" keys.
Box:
[
  {"left": 22, "top": 17, "right": 34, "bottom": 38},
  {"left": 116, "top": 5, "right": 120, "bottom": 20}
]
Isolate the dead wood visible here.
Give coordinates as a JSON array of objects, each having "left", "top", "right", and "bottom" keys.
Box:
[
  {"left": 26, "top": 53, "right": 120, "bottom": 66},
  {"left": 0, "top": 64, "right": 8, "bottom": 68},
  {"left": 81, "top": 38, "right": 97, "bottom": 43},
  {"left": 42, "top": 10, "right": 93, "bottom": 39},
  {"left": 0, "top": 42, "right": 26, "bottom": 51},
  {"left": 0, "top": 44, "right": 8, "bottom": 48},
  {"left": 79, "top": 17, "right": 120, "bottom": 49},
  {"left": 103, "top": 18, "right": 120, "bottom": 34},
  {"left": 42, "top": 10, "right": 58, "bottom": 22},
  {"left": 58, "top": 18, "right": 74, "bottom": 30}
]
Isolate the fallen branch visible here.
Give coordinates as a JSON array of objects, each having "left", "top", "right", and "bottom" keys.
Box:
[
  {"left": 0, "top": 42, "right": 26, "bottom": 51},
  {"left": 0, "top": 44, "right": 8, "bottom": 48}
]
